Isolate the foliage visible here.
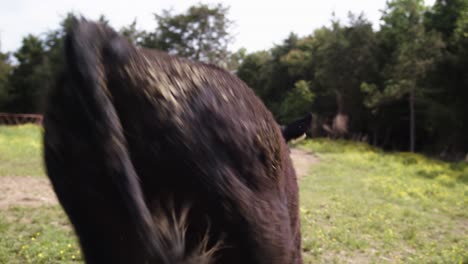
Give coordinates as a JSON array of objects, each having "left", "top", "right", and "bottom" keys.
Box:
[
  {"left": 0, "top": 52, "right": 12, "bottom": 108},
  {"left": 226, "top": 48, "right": 247, "bottom": 72},
  {"left": 2, "top": 13, "right": 75, "bottom": 114},
  {"left": 236, "top": 50, "right": 273, "bottom": 102},
  {"left": 421, "top": 0, "right": 468, "bottom": 154},
  {"left": 311, "top": 15, "right": 380, "bottom": 134},
  {"left": 279, "top": 80, "right": 315, "bottom": 123},
  {"left": 425, "top": 0, "right": 468, "bottom": 42},
  {"left": 363, "top": 0, "right": 444, "bottom": 151},
  {"left": 120, "top": 19, "right": 146, "bottom": 44},
  {"left": 235, "top": 0, "right": 468, "bottom": 155},
  {"left": 7, "top": 35, "right": 47, "bottom": 113},
  {"left": 237, "top": 14, "right": 381, "bottom": 137},
  {"left": 1, "top": 1, "right": 468, "bottom": 155},
  {"left": 141, "top": 3, "right": 233, "bottom": 66}
]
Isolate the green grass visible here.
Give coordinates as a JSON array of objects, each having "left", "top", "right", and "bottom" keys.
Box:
[
  {"left": 0, "top": 125, "right": 45, "bottom": 176},
  {"left": 0, "top": 125, "right": 82, "bottom": 263},
  {"left": 0, "top": 206, "right": 82, "bottom": 263},
  {"left": 296, "top": 139, "right": 468, "bottom": 263},
  {"left": 0, "top": 126, "right": 467, "bottom": 263}
]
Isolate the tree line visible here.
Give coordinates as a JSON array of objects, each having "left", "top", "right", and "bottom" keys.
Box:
[{"left": 0, "top": 0, "right": 467, "bottom": 157}]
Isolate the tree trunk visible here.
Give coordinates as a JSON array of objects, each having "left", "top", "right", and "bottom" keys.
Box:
[
  {"left": 409, "top": 89, "right": 415, "bottom": 152},
  {"left": 332, "top": 90, "right": 348, "bottom": 138},
  {"left": 372, "top": 129, "right": 378, "bottom": 146}
]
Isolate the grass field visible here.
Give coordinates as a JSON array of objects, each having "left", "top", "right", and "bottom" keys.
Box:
[
  {"left": 296, "top": 140, "right": 468, "bottom": 263},
  {"left": 0, "top": 125, "right": 45, "bottom": 177},
  {"left": 0, "top": 125, "right": 467, "bottom": 263}
]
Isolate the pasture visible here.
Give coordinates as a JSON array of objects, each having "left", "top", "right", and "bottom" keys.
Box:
[{"left": 0, "top": 125, "right": 467, "bottom": 263}]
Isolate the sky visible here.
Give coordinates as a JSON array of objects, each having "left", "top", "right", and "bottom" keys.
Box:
[{"left": 0, "top": 0, "right": 436, "bottom": 53}]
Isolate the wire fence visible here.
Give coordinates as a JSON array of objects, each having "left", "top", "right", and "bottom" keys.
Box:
[{"left": 0, "top": 113, "right": 43, "bottom": 125}]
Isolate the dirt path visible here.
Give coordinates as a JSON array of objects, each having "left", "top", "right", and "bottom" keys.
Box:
[
  {"left": 290, "top": 148, "right": 320, "bottom": 178},
  {"left": 0, "top": 176, "right": 58, "bottom": 208},
  {"left": 0, "top": 148, "right": 319, "bottom": 209}
]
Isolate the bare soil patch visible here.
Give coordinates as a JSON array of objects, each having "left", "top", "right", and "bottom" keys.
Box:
[
  {"left": 290, "top": 148, "right": 320, "bottom": 178},
  {"left": 0, "top": 176, "right": 58, "bottom": 208},
  {"left": 0, "top": 149, "right": 317, "bottom": 208}
]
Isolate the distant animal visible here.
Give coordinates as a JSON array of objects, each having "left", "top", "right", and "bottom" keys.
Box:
[
  {"left": 281, "top": 113, "right": 313, "bottom": 142},
  {"left": 43, "top": 19, "right": 302, "bottom": 264}
]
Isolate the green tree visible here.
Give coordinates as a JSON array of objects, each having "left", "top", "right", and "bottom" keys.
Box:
[
  {"left": 120, "top": 19, "right": 145, "bottom": 44},
  {"left": 43, "top": 13, "right": 76, "bottom": 77},
  {"left": 1, "top": 13, "right": 77, "bottom": 113},
  {"left": 0, "top": 51, "right": 12, "bottom": 109},
  {"left": 236, "top": 50, "right": 273, "bottom": 102},
  {"left": 308, "top": 14, "right": 380, "bottom": 137},
  {"left": 425, "top": 0, "right": 468, "bottom": 42},
  {"left": 236, "top": 35, "right": 297, "bottom": 116},
  {"left": 8, "top": 35, "right": 47, "bottom": 113},
  {"left": 279, "top": 36, "right": 314, "bottom": 79},
  {"left": 268, "top": 33, "right": 301, "bottom": 106},
  {"left": 279, "top": 80, "right": 315, "bottom": 123},
  {"left": 226, "top": 47, "right": 247, "bottom": 72},
  {"left": 423, "top": 1, "right": 468, "bottom": 154},
  {"left": 237, "top": 15, "right": 380, "bottom": 136},
  {"left": 363, "top": 0, "right": 443, "bottom": 151},
  {"left": 141, "top": 3, "right": 234, "bottom": 66}
]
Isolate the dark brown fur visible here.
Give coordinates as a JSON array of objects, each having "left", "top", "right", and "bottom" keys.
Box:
[{"left": 43, "top": 19, "right": 302, "bottom": 264}]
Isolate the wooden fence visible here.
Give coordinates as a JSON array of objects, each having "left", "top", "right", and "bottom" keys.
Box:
[{"left": 0, "top": 113, "right": 43, "bottom": 125}]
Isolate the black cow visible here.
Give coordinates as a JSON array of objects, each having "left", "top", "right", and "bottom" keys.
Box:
[
  {"left": 281, "top": 113, "right": 313, "bottom": 142},
  {"left": 43, "top": 19, "right": 302, "bottom": 264}
]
